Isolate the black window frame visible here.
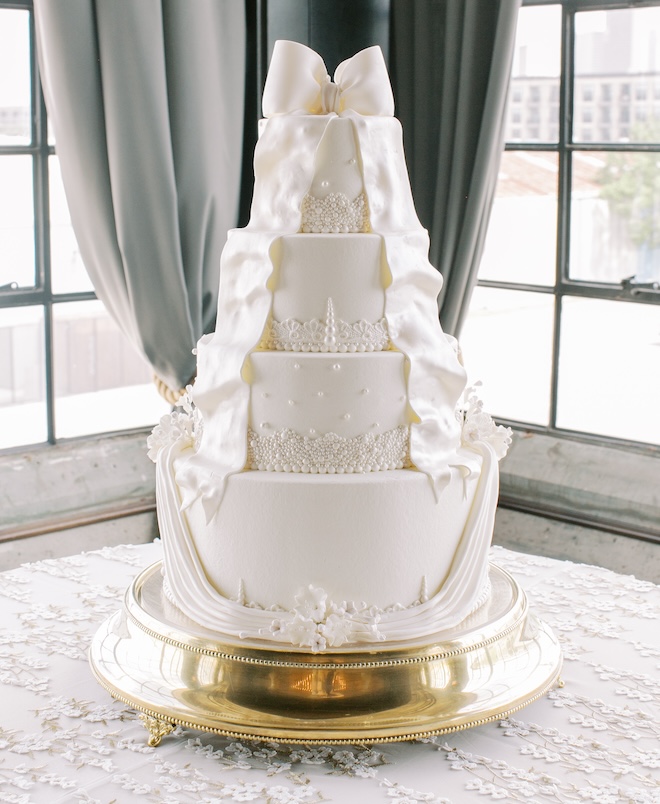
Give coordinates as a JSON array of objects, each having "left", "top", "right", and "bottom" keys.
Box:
[
  {"left": 0, "top": 0, "right": 138, "bottom": 453},
  {"left": 477, "top": 0, "right": 660, "bottom": 456}
]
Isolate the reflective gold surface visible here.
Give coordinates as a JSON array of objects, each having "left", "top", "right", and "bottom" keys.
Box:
[{"left": 89, "top": 562, "right": 562, "bottom": 744}]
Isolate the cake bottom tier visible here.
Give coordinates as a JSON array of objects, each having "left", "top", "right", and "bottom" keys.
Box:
[{"left": 158, "top": 442, "right": 500, "bottom": 651}]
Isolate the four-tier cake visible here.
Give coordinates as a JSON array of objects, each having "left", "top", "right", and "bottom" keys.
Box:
[{"left": 147, "top": 40, "right": 512, "bottom": 653}]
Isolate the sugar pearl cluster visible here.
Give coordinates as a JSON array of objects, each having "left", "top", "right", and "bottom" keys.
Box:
[
  {"left": 246, "top": 425, "right": 410, "bottom": 473},
  {"left": 301, "top": 191, "right": 369, "bottom": 233}
]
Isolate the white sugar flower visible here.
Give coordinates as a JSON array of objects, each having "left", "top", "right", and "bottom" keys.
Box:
[
  {"left": 284, "top": 614, "right": 320, "bottom": 648},
  {"left": 309, "top": 632, "right": 328, "bottom": 653},
  {"left": 293, "top": 586, "right": 328, "bottom": 623},
  {"left": 146, "top": 388, "right": 201, "bottom": 461},
  {"left": 320, "top": 612, "right": 353, "bottom": 648},
  {"left": 460, "top": 385, "right": 512, "bottom": 460}
]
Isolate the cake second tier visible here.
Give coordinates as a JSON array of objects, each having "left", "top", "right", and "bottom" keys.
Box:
[{"left": 263, "top": 233, "right": 389, "bottom": 353}]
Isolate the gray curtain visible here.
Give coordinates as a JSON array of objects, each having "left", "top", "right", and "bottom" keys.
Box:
[
  {"left": 391, "top": 0, "right": 520, "bottom": 335},
  {"left": 34, "top": 0, "right": 246, "bottom": 398}
]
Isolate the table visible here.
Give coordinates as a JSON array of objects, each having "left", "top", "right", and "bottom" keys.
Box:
[{"left": 0, "top": 541, "right": 658, "bottom": 803}]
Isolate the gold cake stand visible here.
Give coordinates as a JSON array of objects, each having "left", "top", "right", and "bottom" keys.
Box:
[{"left": 89, "top": 562, "right": 562, "bottom": 746}]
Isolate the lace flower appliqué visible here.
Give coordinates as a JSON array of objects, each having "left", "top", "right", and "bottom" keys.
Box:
[
  {"left": 459, "top": 384, "right": 512, "bottom": 460},
  {"left": 147, "top": 387, "right": 201, "bottom": 462}
]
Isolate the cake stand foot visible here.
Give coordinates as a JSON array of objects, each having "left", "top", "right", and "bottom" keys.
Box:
[{"left": 139, "top": 713, "right": 175, "bottom": 747}]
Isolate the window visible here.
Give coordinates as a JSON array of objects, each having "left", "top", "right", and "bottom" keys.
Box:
[
  {"left": 0, "top": 1, "right": 168, "bottom": 452},
  {"left": 464, "top": 1, "right": 660, "bottom": 449}
]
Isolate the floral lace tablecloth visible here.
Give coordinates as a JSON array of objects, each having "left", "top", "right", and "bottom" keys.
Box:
[{"left": 0, "top": 541, "right": 658, "bottom": 804}]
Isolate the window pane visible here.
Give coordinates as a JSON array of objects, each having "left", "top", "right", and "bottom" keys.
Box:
[
  {"left": 557, "top": 298, "right": 660, "bottom": 445},
  {"left": 0, "top": 10, "right": 31, "bottom": 145},
  {"left": 574, "top": 8, "right": 660, "bottom": 144},
  {"left": 0, "top": 155, "right": 35, "bottom": 290},
  {"left": 461, "top": 288, "right": 554, "bottom": 425},
  {"left": 49, "top": 156, "right": 94, "bottom": 294},
  {"left": 0, "top": 306, "right": 47, "bottom": 448},
  {"left": 52, "top": 300, "right": 170, "bottom": 439},
  {"left": 506, "top": 5, "right": 561, "bottom": 143},
  {"left": 570, "top": 150, "right": 660, "bottom": 283},
  {"left": 479, "top": 151, "right": 557, "bottom": 286}
]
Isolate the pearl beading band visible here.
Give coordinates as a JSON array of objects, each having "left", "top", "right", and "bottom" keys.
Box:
[
  {"left": 300, "top": 191, "right": 369, "bottom": 233},
  {"left": 246, "top": 425, "right": 410, "bottom": 473}
]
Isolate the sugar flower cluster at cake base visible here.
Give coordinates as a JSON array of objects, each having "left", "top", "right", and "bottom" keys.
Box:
[
  {"left": 261, "top": 585, "right": 386, "bottom": 651},
  {"left": 459, "top": 384, "right": 512, "bottom": 459},
  {"left": 147, "top": 388, "right": 202, "bottom": 462},
  {"left": 251, "top": 582, "right": 430, "bottom": 652}
]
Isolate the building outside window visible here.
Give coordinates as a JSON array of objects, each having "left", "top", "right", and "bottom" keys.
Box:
[{"left": 462, "top": 0, "right": 660, "bottom": 450}]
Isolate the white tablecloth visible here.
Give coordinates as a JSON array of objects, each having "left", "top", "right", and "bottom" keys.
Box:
[{"left": 0, "top": 541, "right": 658, "bottom": 803}]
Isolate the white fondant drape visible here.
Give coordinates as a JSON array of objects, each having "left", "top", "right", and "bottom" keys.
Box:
[
  {"left": 176, "top": 42, "right": 467, "bottom": 517},
  {"left": 33, "top": 0, "right": 246, "bottom": 394},
  {"left": 392, "top": 0, "right": 521, "bottom": 334}
]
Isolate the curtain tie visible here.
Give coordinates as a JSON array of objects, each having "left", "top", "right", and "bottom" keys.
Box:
[{"left": 262, "top": 40, "right": 394, "bottom": 118}]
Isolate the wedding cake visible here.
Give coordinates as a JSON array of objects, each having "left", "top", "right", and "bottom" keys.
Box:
[{"left": 148, "top": 41, "right": 511, "bottom": 653}]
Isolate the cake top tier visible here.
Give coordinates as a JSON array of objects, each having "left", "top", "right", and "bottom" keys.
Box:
[
  {"left": 248, "top": 41, "right": 421, "bottom": 235},
  {"left": 261, "top": 41, "right": 396, "bottom": 235}
]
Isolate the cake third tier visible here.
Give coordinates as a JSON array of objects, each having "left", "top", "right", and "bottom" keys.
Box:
[{"left": 262, "top": 234, "right": 388, "bottom": 352}]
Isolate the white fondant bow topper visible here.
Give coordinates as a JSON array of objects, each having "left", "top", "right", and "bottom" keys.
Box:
[{"left": 262, "top": 40, "right": 394, "bottom": 118}]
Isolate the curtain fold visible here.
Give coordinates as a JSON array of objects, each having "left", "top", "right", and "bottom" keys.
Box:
[
  {"left": 391, "top": 0, "right": 520, "bottom": 336},
  {"left": 34, "top": 0, "right": 246, "bottom": 395}
]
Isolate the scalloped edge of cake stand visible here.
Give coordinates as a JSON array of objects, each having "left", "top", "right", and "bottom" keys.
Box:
[{"left": 88, "top": 561, "right": 563, "bottom": 745}]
